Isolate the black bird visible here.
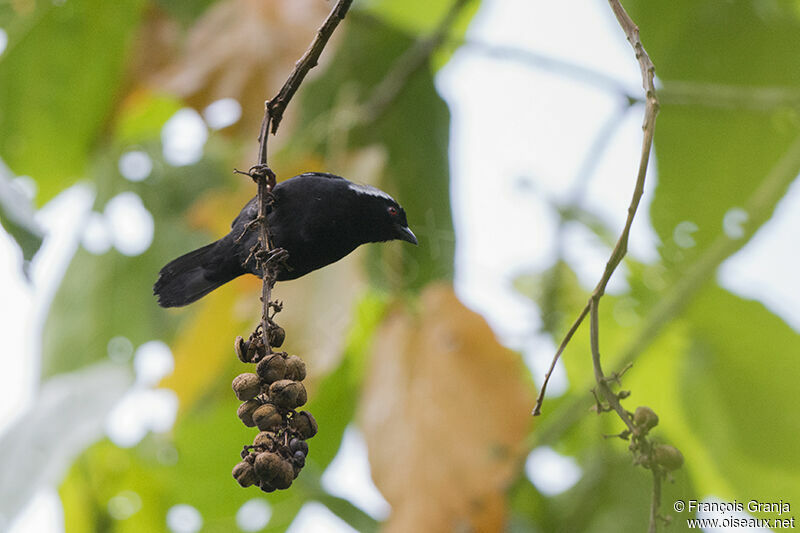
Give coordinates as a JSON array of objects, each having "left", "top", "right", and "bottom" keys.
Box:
[{"left": 154, "top": 172, "right": 417, "bottom": 307}]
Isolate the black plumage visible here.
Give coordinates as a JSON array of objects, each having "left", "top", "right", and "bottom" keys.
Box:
[{"left": 154, "top": 172, "right": 417, "bottom": 307}]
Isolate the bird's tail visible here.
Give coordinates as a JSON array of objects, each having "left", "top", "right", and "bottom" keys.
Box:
[{"left": 154, "top": 240, "right": 240, "bottom": 308}]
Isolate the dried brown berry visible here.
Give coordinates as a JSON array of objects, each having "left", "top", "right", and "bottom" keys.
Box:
[
  {"left": 653, "top": 444, "right": 683, "bottom": 471},
  {"left": 252, "top": 403, "right": 283, "bottom": 431},
  {"left": 269, "top": 380, "right": 307, "bottom": 410},
  {"left": 235, "top": 336, "right": 250, "bottom": 363},
  {"left": 290, "top": 410, "right": 318, "bottom": 439},
  {"left": 254, "top": 451, "right": 282, "bottom": 483},
  {"left": 247, "top": 336, "right": 262, "bottom": 361},
  {"left": 271, "top": 457, "right": 295, "bottom": 490},
  {"left": 284, "top": 355, "right": 306, "bottom": 381},
  {"left": 260, "top": 482, "right": 276, "bottom": 493},
  {"left": 267, "top": 326, "right": 286, "bottom": 348},
  {"left": 256, "top": 353, "right": 286, "bottom": 384},
  {"left": 253, "top": 431, "right": 275, "bottom": 449},
  {"left": 634, "top": 406, "right": 659, "bottom": 432},
  {"left": 232, "top": 373, "right": 262, "bottom": 401},
  {"left": 237, "top": 399, "right": 261, "bottom": 427},
  {"left": 232, "top": 461, "right": 257, "bottom": 488}
]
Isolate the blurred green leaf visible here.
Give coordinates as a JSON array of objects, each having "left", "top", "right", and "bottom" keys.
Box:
[
  {"left": 295, "top": 16, "right": 456, "bottom": 290},
  {"left": 114, "top": 92, "right": 183, "bottom": 147},
  {"left": 623, "top": 285, "right": 800, "bottom": 509},
  {"left": 0, "top": 363, "right": 131, "bottom": 527},
  {"left": 41, "top": 144, "right": 228, "bottom": 378},
  {"left": 624, "top": 0, "right": 800, "bottom": 270},
  {"left": 360, "top": 0, "right": 479, "bottom": 41},
  {"left": 0, "top": 161, "right": 43, "bottom": 264},
  {"left": 0, "top": 0, "right": 146, "bottom": 204},
  {"left": 510, "top": 445, "right": 695, "bottom": 533},
  {"left": 59, "top": 290, "right": 389, "bottom": 532}
]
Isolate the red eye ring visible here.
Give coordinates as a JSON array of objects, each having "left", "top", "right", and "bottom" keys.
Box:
[{"left": 388, "top": 206, "right": 398, "bottom": 216}]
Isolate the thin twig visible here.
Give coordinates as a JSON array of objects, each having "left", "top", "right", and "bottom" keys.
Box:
[
  {"left": 589, "top": 299, "right": 635, "bottom": 433},
  {"left": 649, "top": 470, "right": 663, "bottom": 533},
  {"left": 267, "top": 0, "right": 355, "bottom": 133},
  {"left": 288, "top": 0, "right": 471, "bottom": 154},
  {"left": 248, "top": 0, "right": 355, "bottom": 351},
  {"left": 532, "top": 303, "right": 589, "bottom": 416},
  {"left": 459, "top": 39, "right": 637, "bottom": 97},
  {"left": 531, "top": 131, "right": 800, "bottom": 449},
  {"left": 532, "top": 0, "right": 659, "bottom": 416},
  {"left": 461, "top": 40, "right": 800, "bottom": 112}
]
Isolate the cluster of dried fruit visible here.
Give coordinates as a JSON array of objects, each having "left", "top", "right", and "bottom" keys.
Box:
[{"left": 230, "top": 324, "right": 317, "bottom": 492}]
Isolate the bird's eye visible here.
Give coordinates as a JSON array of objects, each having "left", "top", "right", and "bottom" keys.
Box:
[{"left": 387, "top": 206, "right": 398, "bottom": 217}]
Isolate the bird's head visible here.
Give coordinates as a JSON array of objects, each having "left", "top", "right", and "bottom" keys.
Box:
[{"left": 347, "top": 182, "right": 418, "bottom": 246}]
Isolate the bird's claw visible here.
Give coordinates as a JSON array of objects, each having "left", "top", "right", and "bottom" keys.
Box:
[
  {"left": 248, "top": 164, "right": 277, "bottom": 189},
  {"left": 265, "top": 247, "right": 290, "bottom": 270},
  {"left": 234, "top": 216, "right": 264, "bottom": 243},
  {"left": 233, "top": 164, "right": 277, "bottom": 190}
]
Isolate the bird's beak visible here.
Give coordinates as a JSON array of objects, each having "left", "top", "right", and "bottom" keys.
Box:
[{"left": 396, "top": 225, "right": 418, "bottom": 245}]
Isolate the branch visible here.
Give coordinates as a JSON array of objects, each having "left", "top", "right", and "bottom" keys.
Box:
[
  {"left": 533, "top": 0, "right": 659, "bottom": 415},
  {"left": 266, "top": 0, "right": 355, "bottom": 134},
  {"left": 246, "top": 0, "right": 354, "bottom": 350},
  {"left": 231, "top": 0, "right": 354, "bottom": 495},
  {"left": 649, "top": 470, "right": 663, "bottom": 533},
  {"left": 459, "top": 39, "right": 636, "bottom": 97},
  {"left": 532, "top": 131, "right": 800, "bottom": 448},
  {"left": 461, "top": 40, "right": 800, "bottom": 113},
  {"left": 287, "top": 0, "right": 471, "bottom": 156}
]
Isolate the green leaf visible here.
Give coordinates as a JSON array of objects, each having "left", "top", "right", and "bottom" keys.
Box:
[
  {"left": 626, "top": 285, "right": 800, "bottom": 506},
  {"left": 41, "top": 144, "right": 228, "bottom": 378},
  {"left": 0, "top": 161, "right": 42, "bottom": 264},
  {"left": 0, "top": 363, "right": 132, "bottom": 527},
  {"left": 0, "top": 0, "right": 146, "bottom": 204},
  {"left": 114, "top": 92, "right": 184, "bottom": 147},
  {"left": 623, "top": 1, "right": 800, "bottom": 270},
  {"left": 360, "top": 0, "right": 479, "bottom": 40}
]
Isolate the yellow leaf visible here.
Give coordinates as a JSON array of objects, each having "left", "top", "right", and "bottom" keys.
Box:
[
  {"left": 160, "top": 278, "right": 255, "bottom": 413},
  {"left": 360, "top": 283, "right": 534, "bottom": 532}
]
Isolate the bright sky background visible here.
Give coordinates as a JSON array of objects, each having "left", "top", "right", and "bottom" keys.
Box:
[{"left": 1, "top": 0, "right": 798, "bottom": 531}]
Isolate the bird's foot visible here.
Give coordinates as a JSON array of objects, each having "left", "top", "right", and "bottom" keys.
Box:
[
  {"left": 233, "top": 164, "right": 277, "bottom": 190},
  {"left": 264, "top": 247, "right": 290, "bottom": 271},
  {"left": 252, "top": 246, "right": 289, "bottom": 275},
  {"left": 234, "top": 216, "right": 265, "bottom": 243}
]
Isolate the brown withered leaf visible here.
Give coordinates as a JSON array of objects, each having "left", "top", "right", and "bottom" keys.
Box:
[
  {"left": 146, "top": 0, "right": 331, "bottom": 136},
  {"left": 360, "top": 283, "right": 534, "bottom": 533}
]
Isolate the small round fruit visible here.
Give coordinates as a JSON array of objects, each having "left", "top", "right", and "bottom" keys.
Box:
[
  {"left": 252, "top": 403, "right": 283, "bottom": 431},
  {"left": 233, "top": 461, "right": 257, "bottom": 487},
  {"left": 237, "top": 399, "right": 261, "bottom": 427},
  {"left": 269, "top": 380, "right": 307, "bottom": 410},
  {"left": 653, "top": 444, "right": 684, "bottom": 471},
  {"left": 284, "top": 355, "right": 306, "bottom": 381},
  {"left": 290, "top": 411, "right": 318, "bottom": 440},
  {"left": 232, "top": 373, "right": 261, "bottom": 401},
  {"left": 634, "top": 406, "right": 659, "bottom": 432},
  {"left": 257, "top": 354, "right": 287, "bottom": 384}
]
